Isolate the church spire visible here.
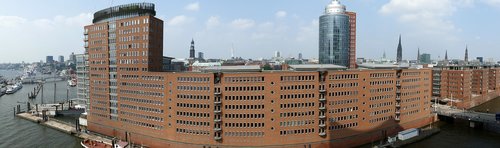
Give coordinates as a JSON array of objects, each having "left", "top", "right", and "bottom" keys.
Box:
[
  {"left": 417, "top": 47, "right": 420, "bottom": 64},
  {"left": 464, "top": 45, "right": 469, "bottom": 62},
  {"left": 189, "top": 38, "right": 195, "bottom": 59},
  {"left": 396, "top": 34, "right": 403, "bottom": 63}
]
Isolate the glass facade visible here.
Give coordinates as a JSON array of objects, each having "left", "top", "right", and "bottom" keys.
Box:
[{"left": 319, "top": 14, "right": 350, "bottom": 66}]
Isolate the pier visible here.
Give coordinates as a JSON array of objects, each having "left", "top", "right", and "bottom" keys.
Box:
[
  {"left": 435, "top": 104, "right": 500, "bottom": 133},
  {"left": 16, "top": 112, "right": 112, "bottom": 145}
]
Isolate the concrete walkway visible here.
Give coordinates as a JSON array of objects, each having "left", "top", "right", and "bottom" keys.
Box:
[{"left": 16, "top": 113, "right": 112, "bottom": 145}]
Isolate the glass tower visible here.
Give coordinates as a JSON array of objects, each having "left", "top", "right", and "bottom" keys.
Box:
[{"left": 319, "top": 0, "right": 351, "bottom": 67}]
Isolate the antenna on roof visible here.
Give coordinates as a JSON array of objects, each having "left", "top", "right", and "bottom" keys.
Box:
[{"left": 231, "top": 43, "right": 235, "bottom": 59}]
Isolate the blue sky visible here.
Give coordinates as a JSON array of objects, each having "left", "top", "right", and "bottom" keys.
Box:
[{"left": 1, "top": 0, "right": 500, "bottom": 63}]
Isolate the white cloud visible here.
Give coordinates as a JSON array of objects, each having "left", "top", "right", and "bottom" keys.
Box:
[
  {"left": 0, "top": 16, "right": 27, "bottom": 28},
  {"left": 185, "top": 2, "right": 200, "bottom": 11},
  {"left": 296, "top": 19, "right": 318, "bottom": 42},
  {"left": 275, "top": 11, "right": 287, "bottom": 18},
  {"left": 167, "top": 15, "right": 194, "bottom": 26},
  {"left": 483, "top": 0, "right": 500, "bottom": 7},
  {"left": 206, "top": 16, "right": 220, "bottom": 29},
  {"left": 380, "top": 0, "right": 463, "bottom": 34},
  {"left": 230, "top": 19, "right": 255, "bottom": 30}
]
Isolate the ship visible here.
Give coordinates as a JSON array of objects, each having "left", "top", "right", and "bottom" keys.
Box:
[
  {"left": 68, "top": 79, "right": 77, "bottom": 87},
  {"left": 5, "top": 82, "right": 22, "bottom": 94}
]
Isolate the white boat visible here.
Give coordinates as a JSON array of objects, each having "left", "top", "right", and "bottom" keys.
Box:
[
  {"left": 68, "top": 79, "right": 77, "bottom": 87},
  {"left": 5, "top": 83, "right": 22, "bottom": 94}
]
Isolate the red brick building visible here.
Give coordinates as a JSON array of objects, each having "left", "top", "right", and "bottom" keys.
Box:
[{"left": 84, "top": 3, "right": 433, "bottom": 148}]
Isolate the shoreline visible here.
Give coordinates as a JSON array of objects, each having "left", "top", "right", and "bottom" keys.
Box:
[{"left": 16, "top": 113, "right": 112, "bottom": 145}]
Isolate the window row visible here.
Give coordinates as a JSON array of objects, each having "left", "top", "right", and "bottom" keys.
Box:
[
  {"left": 121, "top": 118, "right": 164, "bottom": 130},
  {"left": 280, "top": 102, "right": 315, "bottom": 109},
  {"left": 225, "top": 113, "right": 264, "bottom": 119},
  {"left": 224, "top": 122, "right": 264, "bottom": 128},
  {"left": 224, "top": 104, "right": 264, "bottom": 110},
  {"left": 328, "top": 122, "right": 358, "bottom": 130},
  {"left": 279, "top": 120, "right": 315, "bottom": 127},
  {"left": 280, "top": 128, "right": 315, "bottom": 135},
  {"left": 280, "top": 85, "right": 315, "bottom": 90},
  {"left": 280, "top": 93, "right": 315, "bottom": 99},
  {"left": 177, "top": 103, "right": 210, "bottom": 109},
  {"left": 224, "top": 86, "right": 264, "bottom": 92},
  {"left": 224, "top": 77, "right": 264, "bottom": 83},
  {"left": 176, "top": 120, "right": 210, "bottom": 127},
  {"left": 280, "top": 111, "right": 315, "bottom": 118},
  {"left": 224, "top": 95, "right": 264, "bottom": 101},
  {"left": 176, "top": 111, "right": 210, "bottom": 118}
]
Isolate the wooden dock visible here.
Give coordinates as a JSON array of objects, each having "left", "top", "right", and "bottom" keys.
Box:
[{"left": 16, "top": 113, "right": 112, "bottom": 145}]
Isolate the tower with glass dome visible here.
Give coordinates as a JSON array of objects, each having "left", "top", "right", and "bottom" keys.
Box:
[{"left": 319, "top": 0, "right": 356, "bottom": 68}]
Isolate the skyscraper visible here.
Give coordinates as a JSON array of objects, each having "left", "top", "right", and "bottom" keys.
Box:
[
  {"left": 319, "top": 0, "right": 356, "bottom": 68},
  {"left": 397, "top": 35, "right": 403, "bottom": 63},
  {"left": 198, "top": 52, "right": 204, "bottom": 60},
  {"left": 190, "top": 39, "right": 195, "bottom": 59},
  {"left": 46, "top": 56, "right": 54, "bottom": 64},
  {"left": 445, "top": 50, "right": 448, "bottom": 61},
  {"left": 420, "top": 53, "right": 431, "bottom": 64},
  {"left": 84, "top": 2, "right": 163, "bottom": 132},
  {"left": 298, "top": 53, "right": 303, "bottom": 60},
  {"left": 58, "top": 55, "right": 64, "bottom": 63}
]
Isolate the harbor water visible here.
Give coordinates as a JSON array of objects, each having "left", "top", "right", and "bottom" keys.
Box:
[
  {"left": 0, "top": 70, "right": 81, "bottom": 148},
  {"left": 2, "top": 70, "right": 500, "bottom": 148}
]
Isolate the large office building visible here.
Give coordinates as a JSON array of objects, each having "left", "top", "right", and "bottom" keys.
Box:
[
  {"left": 319, "top": 0, "right": 356, "bottom": 69},
  {"left": 75, "top": 54, "right": 90, "bottom": 111},
  {"left": 46, "top": 56, "right": 54, "bottom": 64},
  {"left": 84, "top": 2, "right": 432, "bottom": 148},
  {"left": 432, "top": 64, "right": 500, "bottom": 109}
]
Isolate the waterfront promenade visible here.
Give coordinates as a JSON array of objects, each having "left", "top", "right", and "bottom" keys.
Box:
[{"left": 16, "top": 113, "right": 112, "bottom": 145}]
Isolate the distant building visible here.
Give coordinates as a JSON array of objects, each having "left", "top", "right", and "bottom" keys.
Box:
[
  {"left": 420, "top": 53, "right": 431, "bottom": 64},
  {"left": 198, "top": 52, "right": 204, "bottom": 60},
  {"left": 298, "top": 53, "right": 303, "bottom": 60},
  {"left": 46, "top": 56, "right": 54, "bottom": 64},
  {"left": 58, "top": 55, "right": 64, "bottom": 63},
  {"left": 274, "top": 51, "right": 281, "bottom": 58},
  {"left": 477, "top": 57, "right": 484, "bottom": 64},
  {"left": 69, "top": 52, "right": 76, "bottom": 64},
  {"left": 319, "top": 0, "right": 356, "bottom": 68},
  {"left": 189, "top": 39, "right": 195, "bottom": 59},
  {"left": 397, "top": 35, "right": 403, "bottom": 63},
  {"left": 75, "top": 54, "right": 89, "bottom": 111}
]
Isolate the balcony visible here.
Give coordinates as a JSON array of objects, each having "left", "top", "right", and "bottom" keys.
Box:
[
  {"left": 319, "top": 132, "right": 326, "bottom": 137},
  {"left": 214, "top": 127, "right": 222, "bottom": 132},
  {"left": 319, "top": 115, "right": 326, "bottom": 119},
  {"left": 214, "top": 100, "right": 222, "bottom": 105},
  {"left": 395, "top": 116, "right": 400, "bottom": 121},
  {"left": 319, "top": 106, "right": 326, "bottom": 110},
  {"left": 319, "top": 89, "right": 326, "bottom": 93},
  {"left": 396, "top": 97, "right": 401, "bottom": 101},
  {"left": 214, "top": 136, "right": 222, "bottom": 141},
  {"left": 395, "top": 103, "right": 401, "bottom": 108},
  {"left": 214, "top": 119, "right": 221, "bottom": 122},
  {"left": 319, "top": 123, "right": 326, "bottom": 128},
  {"left": 319, "top": 97, "right": 326, "bottom": 102},
  {"left": 214, "top": 91, "right": 222, "bottom": 96},
  {"left": 214, "top": 110, "right": 222, "bottom": 114},
  {"left": 396, "top": 90, "right": 401, "bottom": 94},
  {"left": 395, "top": 111, "right": 401, "bottom": 115}
]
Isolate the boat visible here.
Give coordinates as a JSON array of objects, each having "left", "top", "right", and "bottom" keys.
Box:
[
  {"left": 68, "top": 79, "right": 77, "bottom": 87},
  {"left": 5, "top": 82, "right": 22, "bottom": 94},
  {"left": 81, "top": 139, "right": 128, "bottom": 148}
]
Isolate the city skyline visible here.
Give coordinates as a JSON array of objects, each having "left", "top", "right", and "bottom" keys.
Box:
[{"left": 1, "top": 0, "right": 500, "bottom": 63}]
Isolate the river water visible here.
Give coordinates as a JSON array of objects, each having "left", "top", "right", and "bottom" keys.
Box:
[
  {"left": 1, "top": 70, "right": 500, "bottom": 148},
  {"left": 0, "top": 70, "right": 81, "bottom": 148}
]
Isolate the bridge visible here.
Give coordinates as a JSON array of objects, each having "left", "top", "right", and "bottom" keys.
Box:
[{"left": 435, "top": 104, "right": 500, "bottom": 132}]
